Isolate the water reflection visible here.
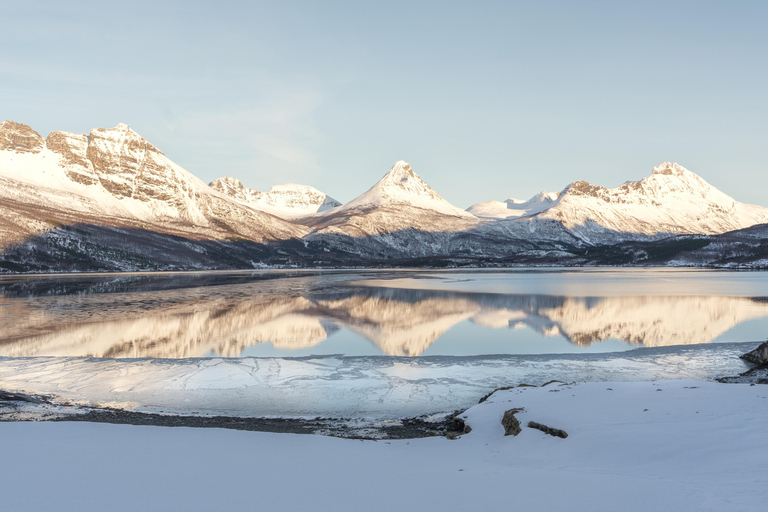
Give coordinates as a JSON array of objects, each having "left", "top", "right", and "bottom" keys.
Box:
[{"left": 2, "top": 274, "right": 767, "bottom": 357}]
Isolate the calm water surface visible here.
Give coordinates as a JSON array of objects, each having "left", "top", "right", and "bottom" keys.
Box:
[{"left": 1, "top": 269, "right": 766, "bottom": 358}]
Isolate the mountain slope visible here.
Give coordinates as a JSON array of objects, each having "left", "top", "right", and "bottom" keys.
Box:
[
  {"left": 474, "top": 162, "right": 768, "bottom": 247},
  {"left": 2, "top": 120, "right": 768, "bottom": 271},
  {"left": 307, "top": 161, "right": 479, "bottom": 236},
  {"left": 209, "top": 177, "right": 340, "bottom": 219},
  {"left": 299, "top": 161, "right": 483, "bottom": 259},
  {"left": 0, "top": 121, "right": 308, "bottom": 271},
  {"left": 332, "top": 160, "right": 476, "bottom": 219},
  {"left": 535, "top": 162, "right": 768, "bottom": 243}
]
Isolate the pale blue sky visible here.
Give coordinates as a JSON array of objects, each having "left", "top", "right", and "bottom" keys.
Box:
[{"left": 2, "top": 0, "right": 766, "bottom": 207}]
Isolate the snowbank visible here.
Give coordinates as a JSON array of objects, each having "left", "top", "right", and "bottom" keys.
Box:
[{"left": 2, "top": 380, "right": 765, "bottom": 512}]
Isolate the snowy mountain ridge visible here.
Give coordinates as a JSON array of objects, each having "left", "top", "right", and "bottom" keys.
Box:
[
  {"left": 0, "top": 120, "right": 306, "bottom": 253},
  {"left": 532, "top": 161, "right": 768, "bottom": 241},
  {"left": 209, "top": 177, "right": 340, "bottom": 220},
  {"left": 1, "top": 119, "right": 768, "bottom": 271},
  {"left": 468, "top": 191, "right": 560, "bottom": 219}
]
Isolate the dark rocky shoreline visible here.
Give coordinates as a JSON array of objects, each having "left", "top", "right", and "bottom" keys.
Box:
[{"left": 0, "top": 391, "right": 467, "bottom": 440}]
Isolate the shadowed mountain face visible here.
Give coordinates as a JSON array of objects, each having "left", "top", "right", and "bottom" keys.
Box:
[{"left": 2, "top": 274, "right": 766, "bottom": 358}]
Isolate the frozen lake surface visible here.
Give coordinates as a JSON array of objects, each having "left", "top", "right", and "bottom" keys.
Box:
[{"left": 1, "top": 269, "right": 765, "bottom": 418}]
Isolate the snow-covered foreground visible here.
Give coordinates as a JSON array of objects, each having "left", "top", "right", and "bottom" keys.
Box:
[{"left": 2, "top": 380, "right": 766, "bottom": 512}]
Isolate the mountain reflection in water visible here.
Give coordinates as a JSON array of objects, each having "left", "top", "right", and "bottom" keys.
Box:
[{"left": 1, "top": 273, "right": 767, "bottom": 358}]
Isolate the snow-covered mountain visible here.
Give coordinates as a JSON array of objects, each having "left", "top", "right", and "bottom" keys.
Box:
[
  {"left": 538, "top": 162, "right": 768, "bottom": 241},
  {"left": 299, "top": 161, "right": 483, "bottom": 259},
  {"left": 209, "top": 177, "right": 340, "bottom": 219},
  {"left": 0, "top": 120, "right": 308, "bottom": 270},
  {"left": 468, "top": 191, "right": 559, "bottom": 219},
  {"left": 331, "top": 161, "right": 476, "bottom": 219},
  {"left": 478, "top": 162, "right": 768, "bottom": 246},
  {"left": 2, "top": 119, "right": 768, "bottom": 271}
]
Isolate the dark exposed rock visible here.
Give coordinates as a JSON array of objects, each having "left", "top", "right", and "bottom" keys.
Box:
[
  {"left": 0, "top": 390, "right": 42, "bottom": 404},
  {"left": 478, "top": 384, "right": 535, "bottom": 404},
  {"left": 501, "top": 408, "right": 524, "bottom": 436},
  {"left": 740, "top": 340, "right": 768, "bottom": 365},
  {"left": 444, "top": 411, "right": 472, "bottom": 439},
  {"left": 0, "top": 120, "right": 44, "bottom": 153},
  {"left": 718, "top": 364, "right": 768, "bottom": 385},
  {"left": 528, "top": 421, "right": 568, "bottom": 438}
]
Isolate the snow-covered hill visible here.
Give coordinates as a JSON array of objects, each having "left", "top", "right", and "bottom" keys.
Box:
[
  {"left": 209, "top": 177, "right": 340, "bottom": 219},
  {"left": 468, "top": 191, "right": 559, "bottom": 219}
]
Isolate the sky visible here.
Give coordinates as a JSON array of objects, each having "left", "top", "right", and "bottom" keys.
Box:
[{"left": 1, "top": 0, "right": 766, "bottom": 208}]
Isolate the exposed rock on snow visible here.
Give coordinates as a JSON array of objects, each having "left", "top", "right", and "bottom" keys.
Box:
[
  {"left": 0, "top": 121, "right": 44, "bottom": 153},
  {"left": 527, "top": 421, "right": 568, "bottom": 438},
  {"left": 501, "top": 408, "right": 523, "bottom": 436}
]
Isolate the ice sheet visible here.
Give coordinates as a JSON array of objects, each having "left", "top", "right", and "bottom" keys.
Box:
[{"left": 0, "top": 342, "right": 756, "bottom": 418}]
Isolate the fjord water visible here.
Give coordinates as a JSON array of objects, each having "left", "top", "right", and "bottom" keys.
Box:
[{"left": 0, "top": 269, "right": 766, "bottom": 418}]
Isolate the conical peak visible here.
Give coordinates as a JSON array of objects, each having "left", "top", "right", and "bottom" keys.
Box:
[
  {"left": 373, "top": 161, "right": 438, "bottom": 199},
  {"left": 381, "top": 161, "right": 417, "bottom": 183},
  {"left": 338, "top": 160, "right": 475, "bottom": 218}
]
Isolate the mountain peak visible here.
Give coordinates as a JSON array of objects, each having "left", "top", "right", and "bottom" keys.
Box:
[
  {"left": 337, "top": 161, "right": 474, "bottom": 218},
  {"left": 0, "top": 120, "right": 45, "bottom": 154},
  {"left": 381, "top": 160, "right": 417, "bottom": 183},
  {"left": 651, "top": 162, "right": 688, "bottom": 176},
  {"left": 372, "top": 161, "right": 440, "bottom": 199}
]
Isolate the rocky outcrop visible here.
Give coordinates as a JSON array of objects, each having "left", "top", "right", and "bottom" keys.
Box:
[
  {"left": 46, "top": 131, "right": 98, "bottom": 185},
  {"left": 527, "top": 421, "right": 568, "bottom": 438},
  {"left": 501, "top": 408, "right": 523, "bottom": 436},
  {"left": 0, "top": 121, "right": 44, "bottom": 154},
  {"left": 740, "top": 340, "right": 768, "bottom": 365},
  {"left": 86, "top": 124, "right": 182, "bottom": 203}
]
